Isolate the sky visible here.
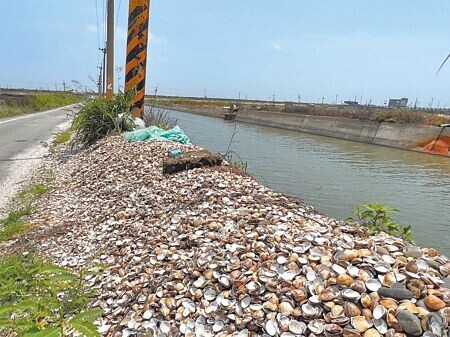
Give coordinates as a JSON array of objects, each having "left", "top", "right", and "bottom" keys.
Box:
[{"left": 1, "top": 1, "right": 450, "bottom": 107}]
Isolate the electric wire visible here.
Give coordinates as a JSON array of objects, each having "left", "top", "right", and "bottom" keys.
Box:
[
  {"left": 94, "top": 0, "right": 101, "bottom": 68},
  {"left": 102, "top": 0, "right": 107, "bottom": 46},
  {"left": 115, "top": 0, "right": 123, "bottom": 33},
  {"left": 94, "top": 0, "right": 100, "bottom": 50}
]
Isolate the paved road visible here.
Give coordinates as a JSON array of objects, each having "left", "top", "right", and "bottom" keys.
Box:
[{"left": 0, "top": 105, "right": 75, "bottom": 180}]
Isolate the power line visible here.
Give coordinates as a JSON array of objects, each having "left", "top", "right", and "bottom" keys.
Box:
[
  {"left": 94, "top": 0, "right": 100, "bottom": 50},
  {"left": 102, "top": 0, "right": 107, "bottom": 44},
  {"left": 115, "top": 0, "right": 123, "bottom": 33}
]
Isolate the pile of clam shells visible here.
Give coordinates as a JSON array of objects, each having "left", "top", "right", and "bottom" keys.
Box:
[{"left": 3, "top": 136, "right": 449, "bottom": 337}]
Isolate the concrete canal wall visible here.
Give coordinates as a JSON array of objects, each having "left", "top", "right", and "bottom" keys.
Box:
[{"left": 154, "top": 105, "right": 450, "bottom": 156}]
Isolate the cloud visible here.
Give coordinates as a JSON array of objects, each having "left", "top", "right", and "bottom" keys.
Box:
[
  {"left": 262, "top": 41, "right": 283, "bottom": 51},
  {"left": 85, "top": 24, "right": 98, "bottom": 32},
  {"left": 271, "top": 42, "right": 282, "bottom": 51}
]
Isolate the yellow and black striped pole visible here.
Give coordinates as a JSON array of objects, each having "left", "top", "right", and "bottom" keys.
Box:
[{"left": 125, "top": 0, "right": 151, "bottom": 118}]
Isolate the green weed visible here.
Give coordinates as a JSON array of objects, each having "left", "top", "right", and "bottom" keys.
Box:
[
  {"left": 18, "top": 184, "right": 49, "bottom": 202},
  {"left": 0, "top": 207, "right": 33, "bottom": 242},
  {"left": 0, "top": 254, "right": 103, "bottom": 336},
  {"left": 52, "top": 131, "right": 72, "bottom": 146},
  {"left": 71, "top": 90, "right": 135, "bottom": 147},
  {"left": 0, "top": 184, "right": 50, "bottom": 242},
  {"left": 228, "top": 160, "right": 248, "bottom": 173},
  {"left": 348, "top": 203, "right": 412, "bottom": 241},
  {"left": 143, "top": 107, "right": 177, "bottom": 130}
]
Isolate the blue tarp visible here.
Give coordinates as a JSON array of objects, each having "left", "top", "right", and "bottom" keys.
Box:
[{"left": 124, "top": 126, "right": 190, "bottom": 144}]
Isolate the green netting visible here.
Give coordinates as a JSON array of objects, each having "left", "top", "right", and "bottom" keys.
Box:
[{"left": 124, "top": 126, "right": 190, "bottom": 144}]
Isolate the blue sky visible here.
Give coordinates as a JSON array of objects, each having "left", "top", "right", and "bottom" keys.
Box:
[{"left": 1, "top": 1, "right": 450, "bottom": 106}]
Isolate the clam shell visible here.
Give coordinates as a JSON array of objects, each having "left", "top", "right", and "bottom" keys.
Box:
[
  {"left": 288, "top": 320, "right": 306, "bottom": 334},
  {"left": 265, "top": 319, "right": 278, "bottom": 336},
  {"left": 373, "top": 318, "right": 388, "bottom": 334},
  {"left": 373, "top": 305, "right": 387, "bottom": 319},
  {"left": 351, "top": 316, "right": 373, "bottom": 333},
  {"left": 345, "top": 302, "right": 362, "bottom": 317},
  {"left": 342, "top": 289, "right": 361, "bottom": 301},
  {"left": 366, "top": 279, "right": 382, "bottom": 292}
]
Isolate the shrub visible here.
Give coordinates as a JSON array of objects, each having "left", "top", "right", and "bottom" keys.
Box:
[
  {"left": 71, "top": 90, "right": 135, "bottom": 147},
  {"left": 348, "top": 203, "right": 412, "bottom": 241}
]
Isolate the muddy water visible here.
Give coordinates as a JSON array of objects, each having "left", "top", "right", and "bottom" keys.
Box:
[{"left": 163, "top": 108, "right": 450, "bottom": 256}]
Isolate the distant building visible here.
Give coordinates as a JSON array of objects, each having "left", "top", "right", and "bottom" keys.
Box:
[{"left": 388, "top": 98, "right": 408, "bottom": 108}]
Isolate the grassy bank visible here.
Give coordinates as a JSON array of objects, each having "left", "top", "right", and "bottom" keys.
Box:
[
  {"left": 0, "top": 92, "right": 82, "bottom": 118},
  {"left": 149, "top": 96, "right": 450, "bottom": 127}
]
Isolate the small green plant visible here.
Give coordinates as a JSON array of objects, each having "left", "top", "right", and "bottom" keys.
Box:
[
  {"left": 348, "top": 203, "right": 412, "bottom": 241},
  {"left": 71, "top": 90, "right": 135, "bottom": 147},
  {"left": 0, "top": 206, "right": 33, "bottom": 242},
  {"left": 228, "top": 159, "right": 248, "bottom": 173},
  {"left": 0, "top": 184, "right": 49, "bottom": 242},
  {"left": 0, "top": 254, "right": 103, "bottom": 336},
  {"left": 52, "top": 131, "right": 72, "bottom": 146},
  {"left": 18, "top": 184, "right": 49, "bottom": 202}
]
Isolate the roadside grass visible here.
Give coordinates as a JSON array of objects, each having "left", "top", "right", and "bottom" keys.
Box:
[
  {"left": 52, "top": 130, "right": 72, "bottom": 146},
  {"left": 0, "top": 92, "right": 82, "bottom": 119},
  {"left": 0, "top": 207, "right": 33, "bottom": 241},
  {"left": 18, "top": 183, "right": 49, "bottom": 201},
  {"left": 0, "top": 254, "right": 103, "bottom": 336},
  {"left": 0, "top": 184, "right": 50, "bottom": 242}
]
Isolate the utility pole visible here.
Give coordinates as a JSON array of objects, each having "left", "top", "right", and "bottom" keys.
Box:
[
  {"left": 238, "top": 91, "right": 241, "bottom": 100},
  {"left": 298, "top": 94, "right": 300, "bottom": 103},
  {"left": 106, "top": 0, "right": 114, "bottom": 99},
  {"left": 62, "top": 81, "right": 66, "bottom": 92},
  {"left": 335, "top": 95, "right": 338, "bottom": 105}
]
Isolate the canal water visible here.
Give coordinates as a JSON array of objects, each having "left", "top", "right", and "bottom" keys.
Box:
[{"left": 164, "top": 109, "right": 450, "bottom": 256}]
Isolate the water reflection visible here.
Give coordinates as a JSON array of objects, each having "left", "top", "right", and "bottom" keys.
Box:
[{"left": 161, "top": 108, "right": 450, "bottom": 255}]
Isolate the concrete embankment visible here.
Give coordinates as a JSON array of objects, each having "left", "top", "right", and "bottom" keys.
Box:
[{"left": 154, "top": 104, "right": 450, "bottom": 157}]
